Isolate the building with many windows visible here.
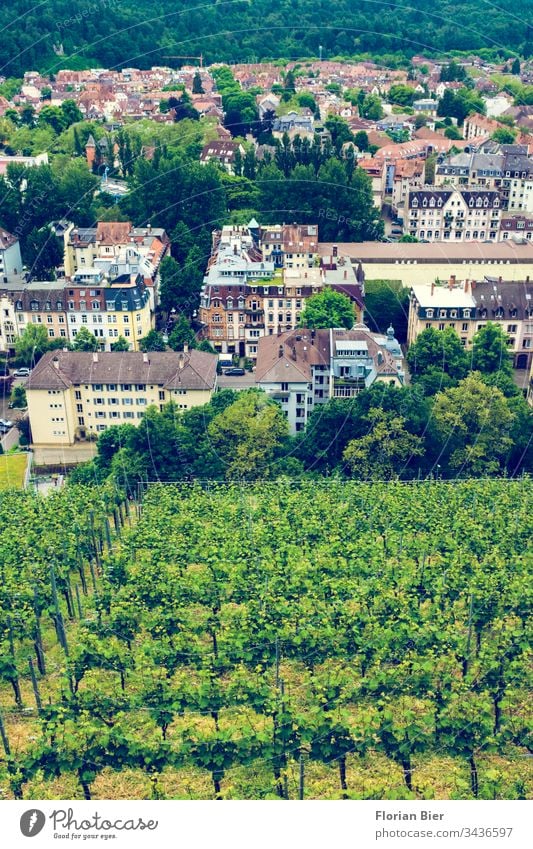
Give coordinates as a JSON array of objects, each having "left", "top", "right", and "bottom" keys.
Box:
[
  {"left": 408, "top": 277, "right": 533, "bottom": 369},
  {"left": 26, "top": 349, "right": 217, "bottom": 446},
  {"left": 63, "top": 221, "right": 169, "bottom": 305},
  {"left": 8, "top": 275, "right": 153, "bottom": 352},
  {"left": 406, "top": 187, "right": 502, "bottom": 242},
  {"left": 255, "top": 325, "right": 404, "bottom": 433}
]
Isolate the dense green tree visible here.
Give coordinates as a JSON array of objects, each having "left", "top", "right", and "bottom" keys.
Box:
[
  {"left": 110, "top": 336, "right": 130, "bottom": 352},
  {"left": 25, "top": 227, "right": 63, "bottom": 281},
  {"left": 407, "top": 327, "right": 470, "bottom": 393},
  {"left": 491, "top": 127, "right": 516, "bottom": 144},
  {"left": 343, "top": 408, "right": 425, "bottom": 479},
  {"left": 73, "top": 327, "right": 100, "bottom": 352},
  {"left": 14, "top": 324, "right": 50, "bottom": 366},
  {"left": 471, "top": 322, "right": 513, "bottom": 375},
  {"left": 364, "top": 280, "right": 409, "bottom": 342},
  {"left": 354, "top": 130, "right": 369, "bottom": 151},
  {"left": 387, "top": 84, "right": 416, "bottom": 107},
  {"left": 168, "top": 315, "right": 197, "bottom": 351},
  {"left": 299, "top": 288, "right": 355, "bottom": 329},
  {"left": 207, "top": 389, "right": 289, "bottom": 479},
  {"left": 139, "top": 330, "right": 167, "bottom": 352},
  {"left": 192, "top": 71, "right": 204, "bottom": 94},
  {"left": 432, "top": 373, "right": 515, "bottom": 475}
]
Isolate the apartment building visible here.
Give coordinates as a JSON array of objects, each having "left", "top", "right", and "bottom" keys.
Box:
[
  {"left": 435, "top": 151, "right": 504, "bottom": 188},
  {"left": 406, "top": 187, "right": 502, "bottom": 242},
  {"left": 63, "top": 221, "right": 169, "bottom": 305},
  {"left": 498, "top": 214, "right": 533, "bottom": 242},
  {"left": 0, "top": 293, "right": 18, "bottom": 353},
  {"left": 26, "top": 349, "right": 217, "bottom": 446},
  {"left": 408, "top": 277, "right": 533, "bottom": 369},
  {"left": 0, "top": 230, "right": 23, "bottom": 285},
  {"left": 255, "top": 325, "right": 405, "bottom": 433},
  {"left": 259, "top": 223, "right": 319, "bottom": 268},
  {"left": 6, "top": 274, "right": 152, "bottom": 352}
]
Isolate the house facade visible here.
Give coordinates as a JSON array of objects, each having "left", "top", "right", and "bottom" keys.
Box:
[
  {"left": 255, "top": 325, "right": 405, "bottom": 433},
  {"left": 406, "top": 187, "right": 502, "bottom": 242},
  {"left": 26, "top": 349, "right": 217, "bottom": 446},
  {"left": 0, "top": 230, "right": 23, "bottom": 285},
  {"left": 408, "top": 277, "right": 533, "bottom": 369}
]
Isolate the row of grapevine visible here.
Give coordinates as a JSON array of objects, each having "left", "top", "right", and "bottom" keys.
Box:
[{"left": 0, "top": 479, "right": 531, "bottom": 799}]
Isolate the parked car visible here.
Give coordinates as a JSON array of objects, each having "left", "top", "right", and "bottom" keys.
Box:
[
  {"left": 224, "top": 367, "right": 246, "bottom": 376},
  {"left": 0, "top": 418, "right": 14, "bottom": 432},
  {"left": 13, "top": 367, "right": 30, "bottom": 378}
]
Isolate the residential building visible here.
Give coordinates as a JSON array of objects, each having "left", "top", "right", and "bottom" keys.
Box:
[
  {"left": 26, "top": 349, "right": 217, "bottom": 446},
  {"left": 63, "top": 221, "right": 169, "bottom": 305},
  {"left": 502, "top": 148, "right": 533, "bottom": 212},
  {"left": 408, "top": 277, "right": 533, "bottom": 368},
  {"left": 0, "top": 152, "right": 48, "bottom": 177},
  {"left": 0, "top": 293, "right": 18, "bottom": 353},
  {"left": 255, "top": 325, "right": 405, "bottom": 433},
  {"left": 435, "top": 151, "right": 504, "bottom": 188},
  {"left": 406, "top": 187, "right": 502, "bottom": 241},
  {"left": 200, "top": 224, "right": 359, "bottom": 359},
  {"left": 499, "top": 213, "right": 533, "bottom": 242},
  {"left": 391, "top": 158, "right": 426, "bottom": 218},
  {"left": 463, "top": 114, "right": 508, "bottom": 140},
  {"left": 199, "top": 140, "right": 245, "bottom": 174},
  {"left": 259, "top": 223, "right": 319, "bottom": 268},
  {"left": 6, "top": 274, "right": 152, "bottom": 352},
  {"left": 319, "top": 241, "right": 533, "bottom": 288},
  {"left": 0, "top": 229, "right": 23, "bottom": 285},
  {"left": 272, "top": 111, "right": 314, "bottom": 137},
  {"left": 357, "top": 159, "right": 387, "bottom": 209},
  {"left": 407, "top": 279, "right": 477, "bottom": 347}
]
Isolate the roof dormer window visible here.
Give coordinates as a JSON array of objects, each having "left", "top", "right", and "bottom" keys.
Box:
[
  {"left": 412, "top": 198, "right": 418, "bottom": 208},
  {"left": 30, "top": 300, "right": 39, "bottom": 311}
]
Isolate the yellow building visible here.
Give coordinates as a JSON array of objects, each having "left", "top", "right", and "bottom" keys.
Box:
[{"left": 26, "top": 350, "right": 218, "bottom": 446}]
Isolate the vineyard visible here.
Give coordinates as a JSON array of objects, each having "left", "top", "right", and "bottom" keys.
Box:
[{"left": 0, "top": 479, "right": 531, "bottom": 800}]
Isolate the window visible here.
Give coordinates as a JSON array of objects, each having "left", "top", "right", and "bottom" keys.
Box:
[
  {"left": 426, "top": 309, "right": 434, "bottom": 318},
  {"left": 462, "top": 323, "right": 469, "bottom": 331},
  {"left": 123, "top": 411, "right": 134, "bottom": 419},
  {"left": 507, "top": 324, "right": 517, "bottom": 333},
  {"left": 439, "top": 310, "right": 447, "bottom": 318},
  {"left": 48, "top": 329, "right": 55, "bottom": 337},
  {"left": 438, "top": 323, "right": 445, "bottom": 330}
]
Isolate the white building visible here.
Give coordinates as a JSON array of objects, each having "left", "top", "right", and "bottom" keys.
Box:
[{"left": 255, "top": 325, "right": 405, "bottom": 433}]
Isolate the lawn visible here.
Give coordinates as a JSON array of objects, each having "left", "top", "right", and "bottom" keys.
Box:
[{"left": 0, "top": 452, "right": 28, "bottom": 490}]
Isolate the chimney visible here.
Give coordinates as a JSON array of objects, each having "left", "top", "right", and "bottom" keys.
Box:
[
  {"left": 52, "top": 356, "right": 59, "bottom": 369},
  {"left": 332, "top": 244, "right": 338, "bottom": 257},
  {"left": 498, "top": 276, "right": 502, "bottom": 284},
  {"left": 431, "top": 280, "right": 435, "bottom": 296},
  {"left": 448, "top": 274, "right": 456, "bottom": 289},
  {"left": 179, "top": 353, "right": 184, "bottom": 370},
  {"left": 183, "top": 343, "right": 189, "bottom": 354},
  {"left": 278, "top": 344, "right": 283, "bottom": 358},
  {"left": 143, "top": 352, "right": 149, "bottom": 364},
  {"left": 92, "top": 352, "right": 98, "bottom": 363},
  {"left": 344, "top": 269, "right": 347, "bottom": 280}
]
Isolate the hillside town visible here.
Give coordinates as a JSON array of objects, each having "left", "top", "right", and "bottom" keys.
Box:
[{"left": 1, "top": 52, "right": 533, "bottom": 467}]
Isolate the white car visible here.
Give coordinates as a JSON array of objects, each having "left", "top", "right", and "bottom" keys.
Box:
[{"left": 13, "top": 367, "right": 30, "bottom": 378}]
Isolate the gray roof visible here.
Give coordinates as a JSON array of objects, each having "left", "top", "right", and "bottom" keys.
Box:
[{"left": 27, "top": 351, "right": 218, "bottom": 392}]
